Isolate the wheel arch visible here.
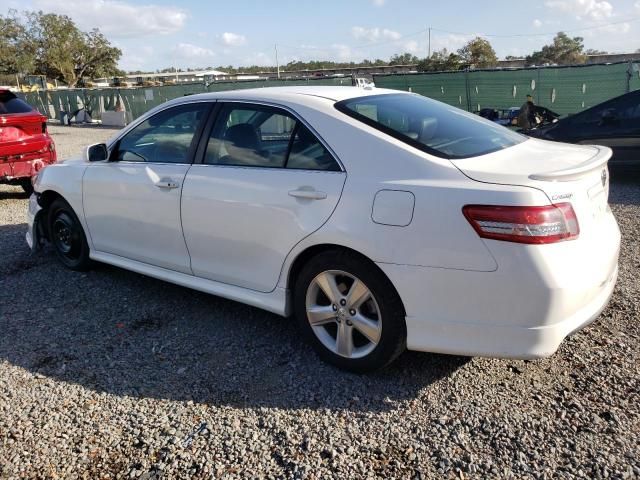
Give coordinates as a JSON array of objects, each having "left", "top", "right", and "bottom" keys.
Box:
[
  {"left": 37, "top": 190, "right": 66, "bottom": 240},
  {"left": 38, "top": 189, "right": 65, "bottom": 209},
  {"left": 285, "top": 243, "right": 406, "bottom": 316}
]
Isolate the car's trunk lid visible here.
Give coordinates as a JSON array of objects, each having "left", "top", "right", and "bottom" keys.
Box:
[
  {"left": 0, "top": 113, "right": 49, "bottom": 157},
  {"left": 450, "top": 137, "right": 613, "bottom": 239},
  {"left": 450, "top": 138, "right": 608, "bottom": 185}
]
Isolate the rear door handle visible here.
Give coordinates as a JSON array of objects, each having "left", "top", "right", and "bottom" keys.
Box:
[
  {"left": 155, "top": 178, "right": 180, "bottom": 189},
  {"left": 288, "top": 188, "right": 327, "bottom": 200}
]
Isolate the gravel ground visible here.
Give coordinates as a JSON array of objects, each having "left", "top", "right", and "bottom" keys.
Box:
[{"left": 1, "top": 125, "right": 639, "bottom": 479}]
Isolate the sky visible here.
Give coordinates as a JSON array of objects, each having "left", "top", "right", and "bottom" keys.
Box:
[{"left": 1, "top": 0, "right": 640, "bottom": 72}]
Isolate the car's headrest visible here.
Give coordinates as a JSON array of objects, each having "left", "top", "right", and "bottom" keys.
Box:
[
  {"left": 418, "top": 117, "right": 438, "bottom": 143},
  {"left": 224, "top": 124, "right": 260, "bottom": 151}
]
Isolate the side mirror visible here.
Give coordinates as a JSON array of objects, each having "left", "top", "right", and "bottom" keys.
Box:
[{"left": 85, "top": 143, "right": 109, "bottom": 162}]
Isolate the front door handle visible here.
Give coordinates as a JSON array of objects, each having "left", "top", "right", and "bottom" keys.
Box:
[
  {"left": 288, "top": 188, "right": 327, "bottom": 200},
  {"left": 155, "top": 178, "right": 180, "bottom": 189}
]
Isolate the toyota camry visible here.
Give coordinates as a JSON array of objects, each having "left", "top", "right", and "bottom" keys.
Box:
[{"left": 27, "top": 87, "right": 620, "bottom": 372}]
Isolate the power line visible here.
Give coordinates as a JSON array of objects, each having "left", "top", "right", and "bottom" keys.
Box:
[
  {"left": 272, "top": 15, "right": 639, "bottom": 61},
  {"left": 277, "top": 28, "right": 428, "bottom": 52},
  {"left": 351, "top": 28, "right": 427, "bottom": 49},
  {"left": 431, "top": 16, "right": 640, "bottom": 38}
]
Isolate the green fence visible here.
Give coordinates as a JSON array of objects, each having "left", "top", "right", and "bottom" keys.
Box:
[
  {"left": 21, "top": 62, "right": 640, "bottom": 122},
  {"left": 20, "top": 76, "right": 354, "bottom": 122},
  {"left": 374, "top": 61, "right": 640, "bottom": 116}
]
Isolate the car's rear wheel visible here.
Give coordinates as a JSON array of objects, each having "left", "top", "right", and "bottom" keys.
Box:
[
  {"left": 294, "top": 250, "right": 406, "bottom": 372},
  {"left": 49, "top": 198, "right": 93, "bottom": 271}
]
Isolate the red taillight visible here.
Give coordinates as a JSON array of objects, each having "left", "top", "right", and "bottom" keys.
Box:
[{"left": 463, "top": 203, "right": 579, "bottom": 244}]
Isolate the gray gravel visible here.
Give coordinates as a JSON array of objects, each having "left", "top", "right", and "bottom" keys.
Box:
[{"left": 1, "top": 125, "right": 639, "bottom": 479}]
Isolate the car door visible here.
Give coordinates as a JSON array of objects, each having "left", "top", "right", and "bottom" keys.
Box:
[
  {"left": 83, "top": 102, "right": 211, "bottom": 273},
  {"left": 181, "top": 102, "right": 346, "bottom": 292}
]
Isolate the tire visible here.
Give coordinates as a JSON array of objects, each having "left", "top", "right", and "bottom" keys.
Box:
[
  {"left": 20, "top": 179, "right": 34, "bottom": 196},
  {"left": 294, "top": 249, "right": 406, "bottom": 372},
  {"left": 48, "top": 198, "right": 93, "bottom": 271}
]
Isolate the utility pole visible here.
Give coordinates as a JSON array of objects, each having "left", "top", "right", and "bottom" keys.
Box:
[
  {"left": 427, "top": 27, "right": 431, "bottom": 59},
  {"left": 275, "top": 45, "right": 280, "bottom": 79}
]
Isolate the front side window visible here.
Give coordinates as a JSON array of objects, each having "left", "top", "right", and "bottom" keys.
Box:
[
  {"left": 336, "top": 93, "right": 525, "bottom": 159},
  {"left": 114, "top": 103, "right": 208, "bottom": 163},
  {"left": 205, "top": 103, "right": 340, "bottom": 171}
]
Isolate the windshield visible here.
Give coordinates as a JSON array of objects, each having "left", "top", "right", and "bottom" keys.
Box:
[
  {"left": 335, "top": 93, "right": 525, "bottom": 159},
  {"left": 0, "top": 91, "right": 34, "bottom": 114}
]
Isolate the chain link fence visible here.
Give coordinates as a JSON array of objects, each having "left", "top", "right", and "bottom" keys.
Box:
[
  {"left": 19, "top": 62, "right": 640, "bottom": 123},
  {"left": 374, "top": 61, "right": 640, "bottom": 116},
  {"left": 19, "top": 76, "right": 353, "bottom": 122}
]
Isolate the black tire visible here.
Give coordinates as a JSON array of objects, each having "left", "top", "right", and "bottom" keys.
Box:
[
  {"left": 19, "top": 179, "right": 34, "bottom": 196},
  {"left": 294, "top": 249, "right": 406, "bottom": 373},
  {"left": 48, "top": 198, "right": 93, "bottom": 271}
]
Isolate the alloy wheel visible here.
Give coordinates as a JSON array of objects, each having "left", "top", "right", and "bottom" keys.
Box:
[{"left": 305, "top": 270, "right": 382, "bottom": 359}]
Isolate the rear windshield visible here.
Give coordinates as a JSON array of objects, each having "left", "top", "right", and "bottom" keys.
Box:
[
  {"left": 335, "top": 93, "right": 525, "bottom": 159},
  {"left": 0, "top": 91, "right": 34, "bottom": 114}
]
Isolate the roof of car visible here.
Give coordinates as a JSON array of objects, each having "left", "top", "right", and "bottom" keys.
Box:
[{"left": 178, "top": 86, "right": 401, "bottom": 105}]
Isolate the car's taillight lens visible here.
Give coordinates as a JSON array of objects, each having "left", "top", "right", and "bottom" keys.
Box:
[{"left": 463, "top": 203, "right": 579, "bottom": 244}]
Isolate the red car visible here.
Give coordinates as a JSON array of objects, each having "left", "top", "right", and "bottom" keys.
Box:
[{"left": 0, "top": 89, "right": 56, "bottom": 194}]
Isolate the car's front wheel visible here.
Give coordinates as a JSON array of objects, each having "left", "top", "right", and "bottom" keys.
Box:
[
  {"left": 294, "top": 250, "right": 406, "bottom": 372},
  {"left": 48, "top": 198, "right": 93, "bottom": 271}
]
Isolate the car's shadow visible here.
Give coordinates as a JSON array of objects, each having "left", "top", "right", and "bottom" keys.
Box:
[
  {"left": 0, "top": 223, "right": 468, "bottom": 413},
  {"left": 0, "top": 189, "right": 29, "bottom": 201}
]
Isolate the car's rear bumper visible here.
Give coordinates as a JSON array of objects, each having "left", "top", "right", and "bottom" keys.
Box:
[
  {"left": 377, "top": 218, "right": 620, "bottom": 359},
  {"left": 381, "top": 263, "right": 617, "bottom": 359},
  {"left": 0, "top": 141, "right": 55, "bottom": 182}
]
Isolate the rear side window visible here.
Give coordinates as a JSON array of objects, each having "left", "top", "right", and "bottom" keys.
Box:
[
  {"left": 205, "top": 103, "right": 340, "bottom": 171},
  {"left": 335, "top": 93, "right": 525, "bottom": 159},
  {"left": 0, "top": 91, "right": 34, "bottom": 114}
]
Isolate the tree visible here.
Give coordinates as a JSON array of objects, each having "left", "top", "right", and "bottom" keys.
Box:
[
  {"left": 526, "top": 32, "right": 586, "bottom": 66},
  {"left": 389, "top": 52, "right": 420, "bottom": 65},
  {"left": 457, "top": 37, "right": 498, "bottom": 68},
  {"left": 75, "top": 29, "right": 123, "bottom": 84},
  {"left": 417, "top": 48, "right": 462, "bottom": 71},
  {"left": 0, "top": 10, "right": 36, "bottom": 75},
  {"left": 585, "top": 48, "right": 607, "bottom": 55},
  {"left": 1, "top": 11, "right": 122, "bottom": 87}
]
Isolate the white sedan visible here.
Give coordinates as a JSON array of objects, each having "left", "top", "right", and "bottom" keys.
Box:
[{"left": 27, "top": 87, "right": 621, "bottom": 372}]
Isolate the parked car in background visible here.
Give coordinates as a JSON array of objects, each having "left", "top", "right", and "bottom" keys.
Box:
[
  {"left": 27, "top": 87, "right": 620, "bottom": 372},
  {"left": 0, "top": 89, "right": 56, "bottom": 194},
  {"left": 479, "top": 107, "right": 520, "bottom": 126},
  {"left": 496, "top": 107, "right": 521, "bottom": 126},
  {"left": 478, "top": 108, "right": 500, "bottom": 121},
  {"left": 527, "top": 90, "right": 640, "bottom": 166}
]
